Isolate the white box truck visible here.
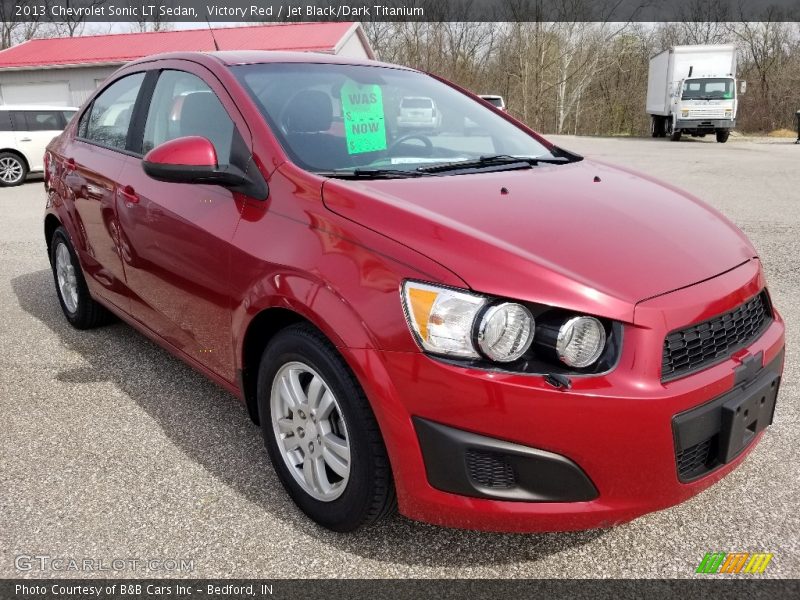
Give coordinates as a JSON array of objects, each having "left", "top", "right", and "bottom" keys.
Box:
[{"left": 646, "top": 44, "right": 744, "bottom": 143}]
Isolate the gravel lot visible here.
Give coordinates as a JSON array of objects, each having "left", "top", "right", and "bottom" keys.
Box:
[{"left": 1, "top": 135, "right": 798, "bottom": 579}]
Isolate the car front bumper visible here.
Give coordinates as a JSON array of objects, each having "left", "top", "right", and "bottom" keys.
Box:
[{"left": 343, "top": 260, "right": 785, "bottom": 532}]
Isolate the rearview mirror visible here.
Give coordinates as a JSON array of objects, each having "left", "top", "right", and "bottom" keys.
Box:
[
  {"left": 142, "top": 136, "right": 268, "bottom": 200},
  {"left": 739, "top": 81, "right": 747, "bottom": 95}
]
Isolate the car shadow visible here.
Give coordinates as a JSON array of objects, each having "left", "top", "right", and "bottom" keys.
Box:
[{"left": 12, "top": 268, "right": 605, "bottom": 567}]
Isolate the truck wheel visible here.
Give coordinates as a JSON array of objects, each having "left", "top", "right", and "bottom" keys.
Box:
[
  {"left": 670, "top": 129, "right": 682, "bottom": 142},
  {"left": 651, "top": 116, "right": 666, "bottom": 138},
  {"left": 715, "top": 130, "right": 730, "bottom": 143}
]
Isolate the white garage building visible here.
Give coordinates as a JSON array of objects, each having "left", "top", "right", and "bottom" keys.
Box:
[{"left": 0, "top": 22, "right": 374, "bottom": 107}]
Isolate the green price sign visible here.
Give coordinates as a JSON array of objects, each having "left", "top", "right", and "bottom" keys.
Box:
[{"left": 341, "top": 82, "right": 387, "bottom": 155}]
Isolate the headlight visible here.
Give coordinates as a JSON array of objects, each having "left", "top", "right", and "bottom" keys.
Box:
[
  {"left": 402, "top": 281, "right": 486, "bottom": 358},
  {"left": 477, "top": 302, "right": 534, "bottom": 362},
  {"left": 681, "top": 110, "right": 689, "bottom": 117},
  {"left": 402, "top": 281, "right": 611, "bottom": 370},
  {"left": 555, "top": 316, "right": 606, "bottom": 368}
]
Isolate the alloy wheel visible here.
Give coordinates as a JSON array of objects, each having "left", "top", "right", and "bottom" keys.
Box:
[
  {"left": 55, "top": 242, "right": 79, "bottom": 314},
  {"left": 270, "top": 361, "right": 351, "bottom": 502},
  {"left": 0, "top": 156, "right": 23, "bottom": 184}
]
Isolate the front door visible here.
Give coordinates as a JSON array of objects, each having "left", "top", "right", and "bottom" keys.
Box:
[{"left": 11, "top": 109, "right": 70, "bottom": 172}]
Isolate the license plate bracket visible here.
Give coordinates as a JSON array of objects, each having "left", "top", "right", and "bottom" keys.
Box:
[
  {"left": 671, "top": 349, "right": 783, "bottom": 482},
  {"left": 718, "top": 373, "right": 780, "bottom": 463}
]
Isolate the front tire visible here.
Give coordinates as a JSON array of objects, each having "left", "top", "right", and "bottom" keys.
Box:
[
  {"left": 49, "top": 227, "right": 114, "bottom": 329},
  {"left": 257, "top": 323, "right": 396, "bottom": 531},
  {"left": 716, "top": 129, "right": 730, "bottom": 143},
  {"left": 0, "top": 152, "right": 27, "bottom": 187}
]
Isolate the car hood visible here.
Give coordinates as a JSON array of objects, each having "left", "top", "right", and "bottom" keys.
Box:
[{"left": 321, "top": 160, "right": 756, "bottom": 322}]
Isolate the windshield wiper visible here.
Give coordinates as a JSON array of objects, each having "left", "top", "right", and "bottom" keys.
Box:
[
  {"left": 416, "top": 154, "right": 569, "bottom": 174},
  {"left": 322, "top": 168, "right": 434, "bottom": 179}
]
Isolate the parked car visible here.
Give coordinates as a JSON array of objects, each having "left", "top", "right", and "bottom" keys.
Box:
[
  {"left": 479, "top": 94, "right": 507, "bottom": 111},
  {"left": 0, "top": 105, "right": 76, "bottom": 186},
  {"left": 44, "top": 52, "right": 784, "bottom": 533},
  {"left": 396, "top": 96, "right": 442, "bottom": 130}
]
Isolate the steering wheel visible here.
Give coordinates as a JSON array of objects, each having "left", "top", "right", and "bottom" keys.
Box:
[{"left": 387, "top": 133, "right": 434, "bottom": 156}]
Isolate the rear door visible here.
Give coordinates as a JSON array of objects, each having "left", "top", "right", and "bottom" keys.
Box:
[
  {"left": 65, "top": 72, "right": 149, "bottom": 311},
  {"left": 115, "top": 64, "right": 250, "bottom": 380},
  {"left": 10, "top": 109, "right": 70, "bottom": 171}
]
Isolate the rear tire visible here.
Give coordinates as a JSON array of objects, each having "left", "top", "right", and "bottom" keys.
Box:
[
  {"left": 716, "top": 129, "right": 730, "bottom": 143},
  {"left": 257, "top": 323, "right": 396, "bottom": 532},
  {"left": 0, "top": 152, "right": 27, "bottom": 187},
  {"left": 49, "top": 227, "right": 114, "bottom": 329}
]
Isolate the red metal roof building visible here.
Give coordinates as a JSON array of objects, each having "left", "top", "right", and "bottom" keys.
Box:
[{"left": 0, "top": 23, "right": 374, "bottom": 106}]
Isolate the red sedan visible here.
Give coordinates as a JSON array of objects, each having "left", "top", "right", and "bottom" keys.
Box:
[{"left": 43, "top": 51, "right": 784, "bottom": 532}]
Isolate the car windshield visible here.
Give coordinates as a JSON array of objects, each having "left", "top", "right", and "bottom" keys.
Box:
[
  {"left": 233, "top": 63, "right": 555, "bottom": 176},
  {"left": 681, "top": 78, "right": 734, "bottom": 100}
]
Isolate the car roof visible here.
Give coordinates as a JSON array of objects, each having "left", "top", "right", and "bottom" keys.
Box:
[
  {"left": 0, "top": 105, "right": 78, "bottom": 111},
  {"left": 129, "top": 50, "right": 415, "bottom": 72}
]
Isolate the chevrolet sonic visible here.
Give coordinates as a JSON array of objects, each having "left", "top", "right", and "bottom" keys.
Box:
[{"left": 43, "top": 51, "right": 785, "bottom": 532}]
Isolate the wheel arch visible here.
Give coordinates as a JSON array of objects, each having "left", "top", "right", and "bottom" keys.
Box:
[
  {"left": 239, "top": 306, "right": 339, "bottom": 425},
  {"left": 0, "top": 148, "right": 31, "bottom": 171},
  {"left": 44, "top": 213, "right": 62, "bottom": 254}
]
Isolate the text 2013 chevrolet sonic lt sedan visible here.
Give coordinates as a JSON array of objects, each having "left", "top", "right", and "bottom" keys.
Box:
[{"left": 43, "top": 51, "right": 784, "bottom": 532}]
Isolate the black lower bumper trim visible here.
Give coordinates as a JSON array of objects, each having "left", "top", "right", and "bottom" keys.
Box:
[
  {"left": 413, "top": 417, "right": 598, "bottom": 502},
  {"left": 672, "top": 348, "right": 783, "bottom": 482}
]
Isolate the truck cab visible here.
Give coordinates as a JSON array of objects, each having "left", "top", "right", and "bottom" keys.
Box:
[{"left": 670, "top": 76, "right": 739, "bottom": 142}]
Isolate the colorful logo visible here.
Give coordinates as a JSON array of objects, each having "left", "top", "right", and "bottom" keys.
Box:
[{"left": 696, "top": 552, "right": 774, "bottom": 574}]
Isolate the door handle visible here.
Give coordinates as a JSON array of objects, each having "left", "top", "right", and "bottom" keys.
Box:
[
  {"left": 19, "top": 137, "right": 32, "bottom": 142},
  {"left": 118, "top": 185, "right": 139, "bottom": 205}
]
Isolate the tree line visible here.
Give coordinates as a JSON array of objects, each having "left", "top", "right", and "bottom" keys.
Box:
[
  {"left": 1, "top": 2, "right": 797, "bottom": 135},
  {"left": 364, "top": 20, "right": 800, "bottom": 135}
]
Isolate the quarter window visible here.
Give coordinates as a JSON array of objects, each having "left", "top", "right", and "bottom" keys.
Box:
[
  {"left": 81, "top": 73, "right": 146, "bottom": 151},
  {"left": 142, "top": 70, "right": 235, "bottom": 166}
]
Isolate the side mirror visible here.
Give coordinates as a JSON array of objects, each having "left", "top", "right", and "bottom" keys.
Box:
[
  {"left": 739, "top": 81, "right": 747, "bottom": 95},
  {"left": 142, "top": 136, "right": 268, "bottom": 200}
]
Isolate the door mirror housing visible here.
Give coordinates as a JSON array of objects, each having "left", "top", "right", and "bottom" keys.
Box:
[
  {"left": 739, "top": 80, "right": 747, "bottom": 95},
  {"left": 142, "top": 136, "right": 268, "bottom": 200}
]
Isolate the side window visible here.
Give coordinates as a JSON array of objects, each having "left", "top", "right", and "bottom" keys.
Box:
[
  {"left": 0, "top": 111, "right": 12, "bottom": 131},
  {"left": 22, "top": 110, "right": 64, "bottom": 131},
  {"left": 83, "top": 72, "right": 146, "bottom": 151},
  {"left": 77, "top": 107, "right": 90, "bottom": 138},
  {"left": 143, "top": 70, "right": 235, "bottom": 166},
  {"left": 10, "top": 112, "right": 26, "bottom": 131}
]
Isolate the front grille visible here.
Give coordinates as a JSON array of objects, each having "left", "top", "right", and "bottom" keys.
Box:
[
  {"left": 676, "top": 437, "right": 717, "bottom": 480},
  {"left": 687, "top": 107, "right": 728, "bottom": 119},
  {"left": 465, "top": 449, "right": 516, "bottom": 489},
  {"left": 662, "top": 291, "right": 771, "bottom": 382}
]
